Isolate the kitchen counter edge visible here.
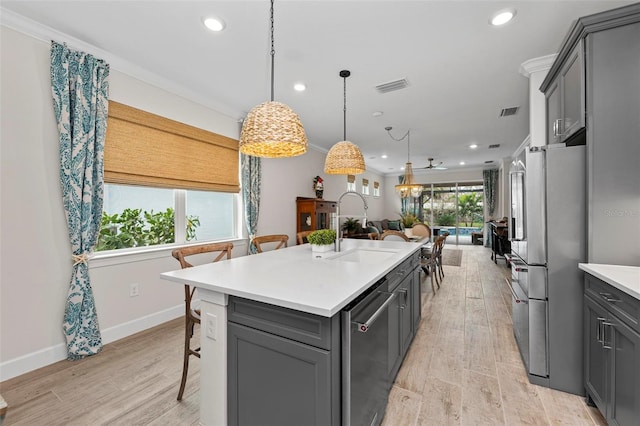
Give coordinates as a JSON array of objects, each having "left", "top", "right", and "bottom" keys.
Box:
[{"left": 579, "top": 263, "right": 640, "bottom": 301}]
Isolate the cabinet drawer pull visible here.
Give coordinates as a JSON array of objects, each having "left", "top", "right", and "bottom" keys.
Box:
[{"left": 599, "top": 292, "right": 621, "bottom": 303}]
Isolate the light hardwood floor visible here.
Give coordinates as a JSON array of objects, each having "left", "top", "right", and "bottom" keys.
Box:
[
  {"left": 382, "top": 244, "right": 606, "bottom": 426},
  {"left": 1, "top": 245, "right": 606, "bottom": 425}
]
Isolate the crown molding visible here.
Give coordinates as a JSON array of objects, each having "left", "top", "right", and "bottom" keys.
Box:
[
  {"left": 519, "top": 54, "right": 557, "bottom": 77},
  {"left": 1, "top": 7, "right": 242, "bottom": 121}
]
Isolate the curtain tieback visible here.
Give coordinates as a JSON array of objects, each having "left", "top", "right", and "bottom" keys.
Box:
[{"left": 72, "top": 253, "right": 90, "bottom": 266}]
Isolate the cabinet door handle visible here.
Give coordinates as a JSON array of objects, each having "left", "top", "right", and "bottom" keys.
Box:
[
  {"left": 553, "top": 118, "right": 564, "bottom": 137},
  {"left": 599, "top": 292, "right": 621, "bottom": 303},
  {"left": 596, "top": 317, "right": 606, "bottom": 343},
  {"left": 602, "top": 321, "right": 614, "bottom": 349},
  {"left": 398, "top": 289, "right": 408, "bottom": 309}
]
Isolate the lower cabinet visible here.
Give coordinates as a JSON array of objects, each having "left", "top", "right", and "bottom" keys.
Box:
[
  {"left": 227, "top": 297, "right": 341, "bottom": 426},
  {"left": 584, "top": 276, "right": 640, "bottom": 426},
  {"left": 228, "top": 323, "right": 336, "bottom": 426},
  {"left": 389, "top": 259, "right": 422, "bottom": 381}
]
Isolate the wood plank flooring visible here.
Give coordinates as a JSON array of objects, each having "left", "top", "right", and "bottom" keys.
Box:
[
  {"left": 382, "top": 244, "right": 606, "bottom": 426},
  {"left": 0, "top": 245, "right": 606, "bottom": 425}
]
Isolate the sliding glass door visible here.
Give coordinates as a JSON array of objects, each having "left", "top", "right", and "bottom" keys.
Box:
[{"left": 422, "top": 182, "right": 484, "bottom": 245}]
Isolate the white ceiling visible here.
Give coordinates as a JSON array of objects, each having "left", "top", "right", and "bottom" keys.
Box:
[{"left": 2, "top": 0, "right": 633, "bottom": 175}]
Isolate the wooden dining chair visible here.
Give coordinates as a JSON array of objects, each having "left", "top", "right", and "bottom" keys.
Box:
[
  {"left": 296, "top": 230, "right": 313, "bottom": 245},
  {"left": 437, "top": 231, "right": 450, "bottom": 280},
  {"left": 171, "top": 242, "right": 233, "bottom": 401},
  {"left": 250, "top": 234, "right": 289, "bottom": 253},
  {"left": 421, "top": 235, "right": 445, "bottom": 293},
  {"left": 411, "top": 223, "right": 431, "bottom": 239},
  {"left": 380, "top": 230, "right": 411, "bottom": 241}
]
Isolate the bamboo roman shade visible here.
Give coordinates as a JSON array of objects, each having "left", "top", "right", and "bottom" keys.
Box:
[{"left": 104, "top": 101, "right": 239, "bottom": 193}]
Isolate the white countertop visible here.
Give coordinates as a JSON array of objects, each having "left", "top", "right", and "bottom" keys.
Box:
[
  {"left": 161, "top": 238, "right": 424, "bottom": 317},
  {"left": 579, "top": 263, "right": 640, "bottom": 301}
]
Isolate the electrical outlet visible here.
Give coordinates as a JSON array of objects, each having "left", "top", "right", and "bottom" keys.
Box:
[
  {"left": 205, "top": 313, "right": 217, "bottom": 340},
  {"left": 129, "top": 283, "right": 140, "bottom": 297}
]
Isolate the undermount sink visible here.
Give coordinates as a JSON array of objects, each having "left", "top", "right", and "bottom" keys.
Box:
[{"left": 328, "top": 248, "right": 399, "bottom": 263}]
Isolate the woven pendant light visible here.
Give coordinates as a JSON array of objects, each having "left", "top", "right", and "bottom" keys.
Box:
[
  {"left": 324, "top": 70, "right": 365, "bottom": 174},
  {"left": 239, "top": 0, "right": 307, "bottom": 158},
  {"left": 387, "top": 127, "right": 423, "bottom": 198}
]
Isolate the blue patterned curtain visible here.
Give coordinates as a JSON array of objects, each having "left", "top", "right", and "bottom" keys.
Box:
[
  {"left": 483, "top": 168, "right": 499, "bottom": 247},
  {"left": 50, "top": 41, "right": 109, "bottom": 359},
  {"left": 241, "top": 154, "right": 261, "bottom": 254}
]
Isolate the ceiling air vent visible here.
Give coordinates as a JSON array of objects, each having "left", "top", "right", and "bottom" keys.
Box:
[
  {"left": 499, "top": 106, "right": 519, "bottom": 117},
  {"left": 375, "top": 78, "right": 409, "bottom": 94},
  {"left": 488, "top": 144, "right": 500, "bottom": 149}
]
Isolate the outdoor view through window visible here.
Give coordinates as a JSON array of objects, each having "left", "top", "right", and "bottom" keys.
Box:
[{"left": 97, "top": 184, "right": 236, "bottom": 252}]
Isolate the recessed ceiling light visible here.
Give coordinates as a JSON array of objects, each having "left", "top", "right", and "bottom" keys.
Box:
[
  {"left": 293, "top": 83, "right": 306, "bottom": 92},
  {"left": 400, "top": 166, "right": 405, "bottom": 171},
  {"left": 469, "top": 144, "right": 478, "bottom": 149},
  {"left": 381, "top": 154, "right": 388, "bottom": 159},
  {"left": 459, "top": 161, "right": 466, "bottom": 166},
  {"left": 372, "top": 111, "right": 383, "bottom": 117},
  {"left": 203, "top": 16, "right": 225, "bottom": 32},
  {"left": 490, "top": 9, "right": 516, "bottom": 26}
]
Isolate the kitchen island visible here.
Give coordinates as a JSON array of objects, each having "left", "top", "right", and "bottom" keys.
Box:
[{"left": 161, "top": 238, "right": 423, "bottom": 426}]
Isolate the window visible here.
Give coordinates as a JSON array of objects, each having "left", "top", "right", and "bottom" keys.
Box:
[
  {"left": 97, "top": 101, "right": 240, "bottom": 253},
  {"left": 347, "top": 174, "right": 356, "bottom": 192},
  {"left": 97, "top": 184, "right": 237, "bottom": 252},
  {"left": 373, "top": 181, "right": 380, "bottom": 197},
  {"left": 361, "top": 178, "right": 370, "bottom": 196}
]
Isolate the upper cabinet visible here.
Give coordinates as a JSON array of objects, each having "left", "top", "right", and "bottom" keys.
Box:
[{"left": 545, "top": 40, "right": 585, "bottom": 144}]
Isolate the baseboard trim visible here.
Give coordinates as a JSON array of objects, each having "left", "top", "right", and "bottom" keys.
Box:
[{"left": 0, "top": 304, "right": 183, "bottom": 382}]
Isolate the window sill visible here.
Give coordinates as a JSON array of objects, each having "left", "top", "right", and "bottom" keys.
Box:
[{"left": 89, "top": 238, "right": 248, "bottom": 269}]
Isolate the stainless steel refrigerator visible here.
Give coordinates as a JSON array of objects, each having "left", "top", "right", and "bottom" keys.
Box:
[{"left": 509, "top": 143, "right": 586, "bottom": 395}]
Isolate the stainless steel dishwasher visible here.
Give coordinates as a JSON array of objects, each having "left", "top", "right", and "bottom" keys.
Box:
[{"left": 341, "top": 278, "right": 395, "bottom": 426}]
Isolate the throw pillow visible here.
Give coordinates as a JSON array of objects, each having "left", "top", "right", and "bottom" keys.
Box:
[{"left": 387, "top": 220, "right": 402, "bottom": 231}]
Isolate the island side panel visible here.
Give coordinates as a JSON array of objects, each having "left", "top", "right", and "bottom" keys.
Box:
[{"left": 199, "top": 289, "right": 230, "bottom": 426}]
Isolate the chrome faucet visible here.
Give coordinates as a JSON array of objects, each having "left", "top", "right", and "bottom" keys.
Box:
[{"left": 335, "top": 191, "right": 368, "bottom": 252}]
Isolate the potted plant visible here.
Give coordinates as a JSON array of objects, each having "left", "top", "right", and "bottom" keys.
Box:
[
  {"left": 341, "top": 217, "right": 360, "bottom": 236},
  {"left": 399, "top": 212, "right": 419, "bottom": 236},
  {"left": 307, "top": 229, "right": 336, "bottom": 253}
]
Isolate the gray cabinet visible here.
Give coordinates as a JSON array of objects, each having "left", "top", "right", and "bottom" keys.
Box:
[
  {"left": 227, "top": 323, "right": 335, "bottom": 426},
  {"left": 545, "top": 40, "right": 585, "bottom": 144},
  {"left": 584, "top": 274, "right": 640, "bottom": 426},
  {"left": 585, "top": 18, "right": 640, "bottom": 265},
  {"left": 227, "top": 297, "right": 341, "bottom": 426},
  {"left": 388, "top": 252, "right": 421, "bottom": 381}
]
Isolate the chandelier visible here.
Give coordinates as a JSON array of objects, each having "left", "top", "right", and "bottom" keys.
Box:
[{"left": 387, "top": 127, "right": 423, "bottom": 198}]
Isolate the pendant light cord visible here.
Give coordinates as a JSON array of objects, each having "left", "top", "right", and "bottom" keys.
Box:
[
  {"left": 270, "top": 0, "right": 275, "bottom": 102},
  {"left": 343, "top": 75, "right": 347, "bottom": 140},
  {"left": 386, "top": 128, "right": 411, "bottom": 162}
]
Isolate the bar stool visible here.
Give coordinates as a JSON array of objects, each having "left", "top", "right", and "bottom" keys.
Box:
[
  {"left": 250, "top": 234, "right": 289, "bottom": 253},
  {"left": 171, "top": 242, "right": 233, "bottom": 401}
]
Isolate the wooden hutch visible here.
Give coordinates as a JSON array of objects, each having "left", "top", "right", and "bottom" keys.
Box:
[{"left": 296, "top": 197, "right": 337, "bottom": 241}]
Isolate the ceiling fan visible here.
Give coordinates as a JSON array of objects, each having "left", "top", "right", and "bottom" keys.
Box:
[{"left": 416, "top": 158, "right": 448, "bottom": 170}]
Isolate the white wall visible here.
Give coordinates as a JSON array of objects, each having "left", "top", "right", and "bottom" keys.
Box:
[{"left": 0, "top": 26, "right": 246, "bottom": 380}]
